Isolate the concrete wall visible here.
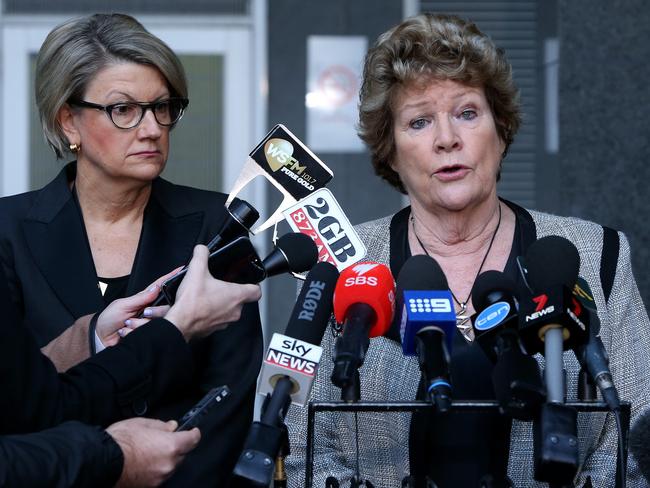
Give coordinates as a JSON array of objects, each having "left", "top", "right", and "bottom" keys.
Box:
[{"left": 558, "top": 0, "right": 650, "bottom": 308}]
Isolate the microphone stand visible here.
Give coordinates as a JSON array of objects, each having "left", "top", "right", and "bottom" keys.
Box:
[
  {"left": 232, "top": 376, "right": 292, "bottom": 486},
  {"left": 531, "top": 327, "right": 579, "bottom": 487},
  {"left": 533, "top": 402, "right": 579, "bottom": 487},
  {"left": 577, "top": 366, "right": 597, "bottom": 401},
  {"left": 272, "top": 427, "right": 289, "bottom": 488},
  {"left": 306, "top": 401, "right": 630, "bottom": 488},
  {"left": 490, "top": 332, "right": 545, "bottom": 420},
  {"left": 402, "top": 475, "right": 437, "bottom": 487},
  {"left": 341, "top": 370, "right": 361, "bottom": 403}
]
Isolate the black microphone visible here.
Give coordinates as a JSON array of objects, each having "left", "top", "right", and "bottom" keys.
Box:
[
  {"left": 518, "top": 236, "right": 589, "bottom": 484},
  {"left": 206, "top": 199, "right": 259, "bottom": 252},
  {"left": 517, "top": 235, "right": 590, "bottom": 403},
  {"left": 257, "top": 261, "right": 339, "bottom": 406},
  {"left": 572, "top": 277, "right": 621, "bottom": 411},
  {"left": 146, "top": 199, "right": 260, "bottom": 309},
  {"left": 629, "top": 409, "right": 650, "bottom": 484},
  {"left": 156, "top": 232, "right": 318, "bottom": 307},
  {"left": 233, "top": 262, "right": 339, "bottom": 486},
  {"left": 262, "top": 232, "right": 319, "bottom": 278},
  {"left": 471, "top": 270, "right": 545, "bottom": 420},
  {"left": 395, "top": 255, "right": 456, "bottom": 412}
]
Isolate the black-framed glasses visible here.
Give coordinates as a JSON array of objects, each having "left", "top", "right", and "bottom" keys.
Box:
[{"left": 68, "top": 97, "right": 189, "bottom": 129}]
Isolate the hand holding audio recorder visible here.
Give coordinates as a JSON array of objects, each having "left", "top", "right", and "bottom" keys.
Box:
[
  {"left": 175, "top": 386, "right": 231, "bottom": 431},
  {"left": 161, "top": 236, "right": 266, "bottom": 305}
]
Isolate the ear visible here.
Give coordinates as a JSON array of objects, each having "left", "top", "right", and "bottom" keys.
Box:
[
  {"left": 57, "top": 104, "right": 80, "bottom": 146},
  {"left": 388, "top": 157, "right": 399, "bottom": 173}
]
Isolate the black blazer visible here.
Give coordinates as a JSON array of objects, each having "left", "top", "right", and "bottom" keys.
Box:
[
  {"left": 0, "top": 163, "right": 263, "bottom": 486},
  {"left": 0, "top": 421, "right": 123, "bottom": 487},
  {"left": 0, "top": 262, "right": 190, "bottom": 487}
]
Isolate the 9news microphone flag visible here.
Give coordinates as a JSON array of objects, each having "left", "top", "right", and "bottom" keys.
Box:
[{"left": 395, "top": 255, "right": 456, "bottom": 411}]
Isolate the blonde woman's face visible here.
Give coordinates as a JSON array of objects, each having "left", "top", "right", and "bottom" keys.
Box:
[{"left": 62, "top": 62, "right": 171, "bottom": 184}]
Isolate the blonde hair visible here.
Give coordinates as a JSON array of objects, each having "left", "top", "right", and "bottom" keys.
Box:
[{"left": 35, "top": 13, "right": 188, "bottom": 158}]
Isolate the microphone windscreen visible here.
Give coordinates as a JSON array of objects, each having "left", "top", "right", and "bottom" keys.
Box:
[
  {"left": 630, "top": 409, "right": 650, "bottom": 483},
  {"left": 229, "top": 199, "right": 260, "bottom": 231},
  {"left": 524, "top": 235, "right": 580, "bottom": 290},
  {"left": 333, "top": 262, "right": 395, "bottom": 337},
  {"left": 284, "top": 261, "right": 339, "bottom": 344},
  {"left": 279, "top": 232, "right": 319, "bottom": 272},
  {"left": 396, "top": 255, "right": 448, "bottom": 291},
  {"left": 263, "top": 232, "right": 318, "bottom": 276},
  {"left": 207, "top": 199, "right": 259, "bottom": 252},
  {"left": 472, "top": 270, "right": 518, "bottom": 312}
]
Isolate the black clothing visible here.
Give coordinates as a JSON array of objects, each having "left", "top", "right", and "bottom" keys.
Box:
[
  {"left": 0, "top": 263, "right": 193, "bottom": 486},
  {"left": 0, "top": 422, "right": 123, "bottom": 487},
  {"left": 0, "top": 163, "right": 263, "bottom": 486},
  {"left": 387, "top": 200, "right": 536, "bottom": 487},
  {"left": 97, "top": 275, "right": 130, "bottom": 306},
  {"left": 0, "top": 263, "right": 193, "bottom": 433}
]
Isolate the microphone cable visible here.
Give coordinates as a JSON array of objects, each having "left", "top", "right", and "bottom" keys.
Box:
[{"left": 614, "top": 407, "right": 627, "bottom": 488}]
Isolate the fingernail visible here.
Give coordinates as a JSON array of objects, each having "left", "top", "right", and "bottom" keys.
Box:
[
  {"left": 143, "top": 308, "right": 152, "bottom": 317},
  {"left": 118, "top": 329, "right": 126, "bottom": 337},
  {"left": 148, "top": 285, "right": 158, "bottom": 292},
  {"left": 124, "top": 319, "right": 132, "bottom": 327}
]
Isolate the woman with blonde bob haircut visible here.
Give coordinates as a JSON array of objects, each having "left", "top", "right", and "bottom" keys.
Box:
[
  {"left": 36, "top": 13, "right": 188, "bottom": 159},
  {"left": 286, "top": 13, "right": 650, "bottom": 487},
  {"left": 0, "top": 13, "right": 263, "bottom": 486}
]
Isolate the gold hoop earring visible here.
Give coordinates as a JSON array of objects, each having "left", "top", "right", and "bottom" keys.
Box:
[{"left": 69, "top": 143, "right": 81, "bottom": 153}]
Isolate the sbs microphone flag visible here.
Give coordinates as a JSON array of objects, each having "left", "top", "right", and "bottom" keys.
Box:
[{"left": 331, "top": 262, "right": 395, "bottom": 392}]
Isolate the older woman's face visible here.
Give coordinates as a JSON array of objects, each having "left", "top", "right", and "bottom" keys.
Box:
[
  {"left": 391, "top": 79, "right": 505, "bottom": 213},
  {"left": 63, "top": 62, "right": 171, "bottom": 183}
]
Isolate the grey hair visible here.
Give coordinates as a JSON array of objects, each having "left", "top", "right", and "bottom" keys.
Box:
[{"left": 35, "top": 13, "right": 188, "bottom": 158}]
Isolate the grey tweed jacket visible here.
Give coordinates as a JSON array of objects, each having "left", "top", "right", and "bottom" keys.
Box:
[{"left": 286, "top": 206, "right": 650, "bottom": 487}]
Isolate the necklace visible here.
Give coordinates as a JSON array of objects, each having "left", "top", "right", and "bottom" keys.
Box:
[{"left": 410, "top": 203, "right": 502, "bottom": 342}]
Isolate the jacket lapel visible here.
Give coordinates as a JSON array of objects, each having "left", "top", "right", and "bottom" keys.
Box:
[
  {"left": 125, "top": 179, "right": 205, "bottom": 296},
  {"left": 22, "top": 164, "right": 104, "bottom": 318},
  {"left": 23, "top": 165, "right": 206, "bottom": 311}
]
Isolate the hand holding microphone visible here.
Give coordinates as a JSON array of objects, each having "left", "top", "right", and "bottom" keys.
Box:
[
  {"left": 146, "top": 199, "right": 260, "bottom": 310},
  {"left": 159, "top": 231, "right": 317, "bottom": 307}
]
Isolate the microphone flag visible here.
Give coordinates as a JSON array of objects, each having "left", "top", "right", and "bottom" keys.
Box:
[
  {"left": 283, "top": 188, "right": 366, "bottom": 271},
  {"left": 226, "top": 124, "right": 334, "bottom": 234}
]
